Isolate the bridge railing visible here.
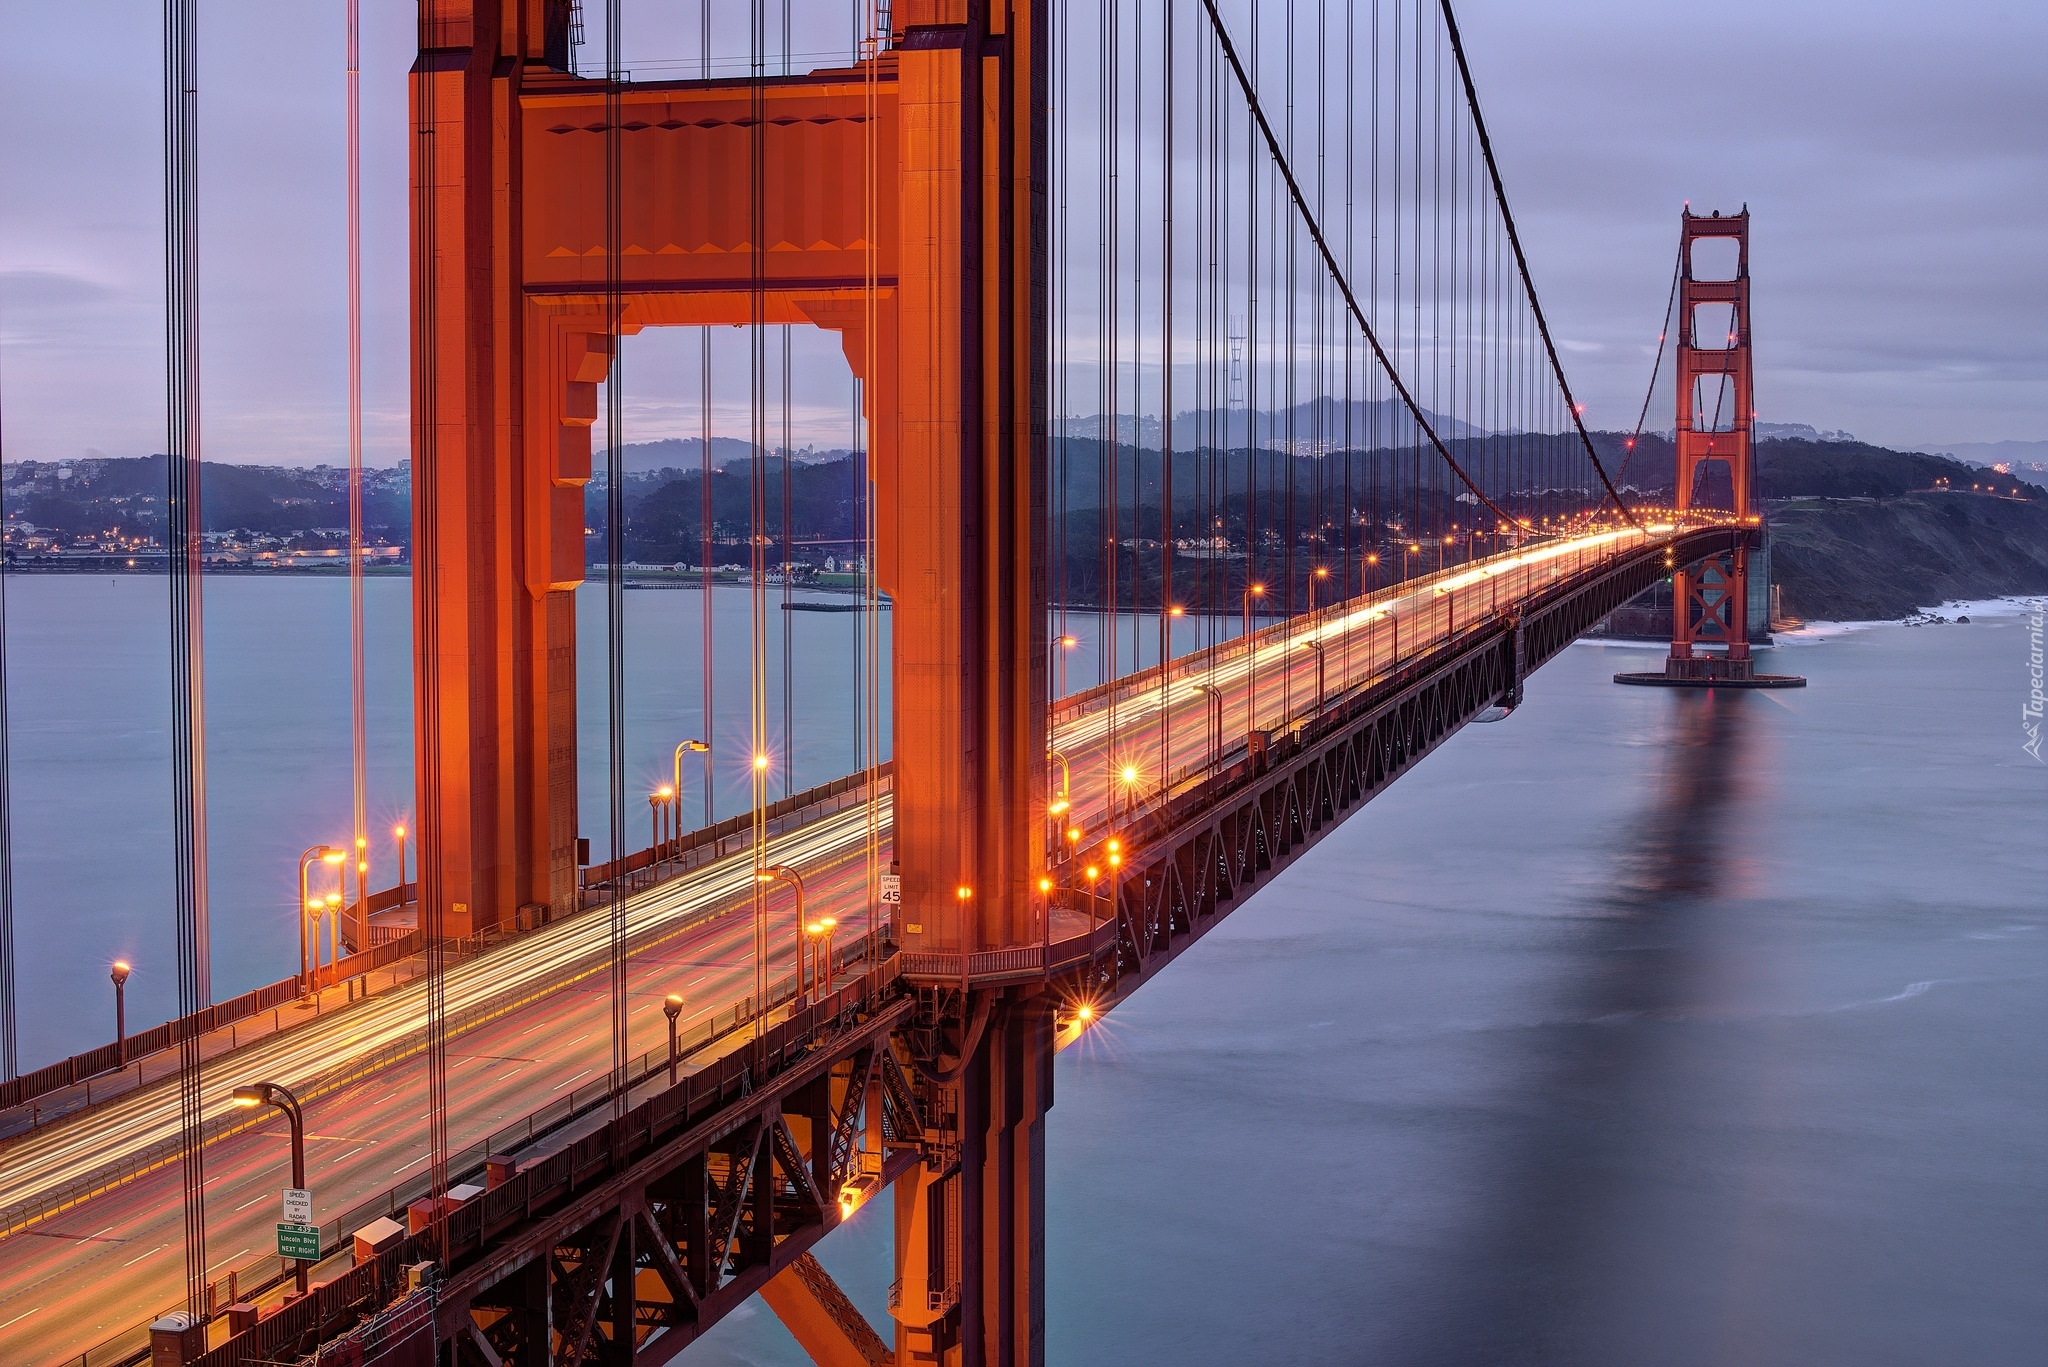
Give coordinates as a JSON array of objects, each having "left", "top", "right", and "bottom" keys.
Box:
[
  {"left": 60, "top": 944, "right": 901, "bottom": 1367},
  {"left": 51, "top": 934, "right": 888, "bottom": 1367}
]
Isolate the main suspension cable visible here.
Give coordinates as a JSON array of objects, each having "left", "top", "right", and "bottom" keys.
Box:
[
  {"left": 1196, "top": 0, "right": 1520, "bottom": 533},
  {"left": 1436, "top": 0, "right": 1637, "bottom": 527}
]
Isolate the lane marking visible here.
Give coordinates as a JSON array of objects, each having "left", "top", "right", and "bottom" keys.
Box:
[
  {"left": 0, "top": 1307, "right": 41, "bottom": 1330},
  {"left": 551, "top": 1068, "right": 593, "bottom": 1091},
  {"left": 122, "top": 1242, "right": 170, "bottom": 1268}
]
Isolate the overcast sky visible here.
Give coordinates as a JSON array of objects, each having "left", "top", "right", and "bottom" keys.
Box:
[{"left": 1, "top": 0, "right": 2040, "bottom": 467}]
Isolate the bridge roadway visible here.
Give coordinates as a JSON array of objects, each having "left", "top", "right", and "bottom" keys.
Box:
[{"left": 0, "top": 521, "right": 1689, "bottom": 1366}]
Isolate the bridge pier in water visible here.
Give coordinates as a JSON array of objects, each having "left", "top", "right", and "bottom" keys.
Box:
[{"left": 1617, "top": 210, "right": 1804, "bottom": 691}]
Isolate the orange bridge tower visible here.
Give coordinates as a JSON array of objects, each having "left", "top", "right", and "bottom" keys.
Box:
[{"left": 411, "top": 0, "right": 1052, "bottom": 1359}]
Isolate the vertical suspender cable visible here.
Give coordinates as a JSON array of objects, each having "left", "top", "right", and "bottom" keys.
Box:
[
  {"left": 1157, "top": 0, "right": 1173, "bottom": 793},
  {"left": 1436, "top": 0, "right": 1634, "bottom": 526},
  {"left": 862, "top": 0, "right": 883, "bottom": 968},
  {"left": 1197, "top": 0, "right": 1517, "bottom": 531},
  {"left": 605, "top": 0, "right": 630, "bottom": 1115},
  {"left": 749, "top": 0, "right": 769, "bottom": 1048},
  {"left": 780, "top": 5, "right": 793, "bottom": 801},
  {"left": 410, "top": 0, "right": 452, "bottom": 1257},
  {"left": 0, "top": 368, "right": 15, "bottom": 1082},
  {"left": 162, "top": 0, "right": 212, "bottom": 1316},
  {"left": 346, "top": 0, "right": 369, "bottom": 956},
  {"left": 699, "top": 0, "right": 716, "bottom": 830}
]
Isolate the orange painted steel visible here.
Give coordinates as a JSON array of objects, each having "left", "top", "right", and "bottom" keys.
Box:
[
  {"left": 1670, "top": 208, "right": 1755, "bottom": 664},
  {"left": 409, "top": 2, "right": 1046, "bottom": 959}
]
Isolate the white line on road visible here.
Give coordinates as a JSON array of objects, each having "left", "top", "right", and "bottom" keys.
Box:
[
  {"left": 0, "top": 1306, "right": 41, "bottom": 1330},
  {"left": 551, "top": 1068, "right": 593, "bottom": 1091},
  {"left": 205, "top": 1248, "right": 249, "bottom": 1274},
  {"left": 122, "top": 1243, "right": 170, "bottom": 1268}
]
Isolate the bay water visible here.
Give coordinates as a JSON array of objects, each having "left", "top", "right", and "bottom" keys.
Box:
[{"left": 4, "top": 575, "right": 2042, "bottom": 1361}]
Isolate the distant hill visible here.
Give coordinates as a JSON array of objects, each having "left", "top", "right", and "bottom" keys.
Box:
[
  {"left": 2, "top": 456, "right": 410, "bottom": 545},
  {"left": 611, "top": 438, "right": 857, "bottom": 475}
]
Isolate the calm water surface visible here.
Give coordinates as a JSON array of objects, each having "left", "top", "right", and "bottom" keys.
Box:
[
  {"left": 2, "top": 576, "right": 886, "bottom": 1064},
  {"left": 696, "top": 604, "right": 2048, "bottom": 1365},
  {"left": 7, "top": 578, "right": 2043, "bottom": 1362}
]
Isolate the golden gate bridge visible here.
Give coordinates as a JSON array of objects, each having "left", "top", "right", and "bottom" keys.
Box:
[{"left": 0, "top": 1, "right": 1796, "bottom": 1364}]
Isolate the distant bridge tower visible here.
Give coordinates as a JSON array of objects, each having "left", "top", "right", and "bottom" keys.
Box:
[
  {"left": 1618, "top": 207, "right": 1801, "bottom": 690},
  {"left": 1667, "top": 208, "right": 1757, "bottom": 679}
]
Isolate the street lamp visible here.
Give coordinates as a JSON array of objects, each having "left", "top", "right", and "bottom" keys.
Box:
[
  {"left": 756, "top": 865, "right": 806, "bottom": 1005},
  {"left": 1192, "top": 683, "right": 1223, "bottom": 766},
  {"left": 392, "top": 824, "right": 409, "bottom": 905},
  {"left": 1050, "top": 634, "right": 1078, "bottom": 699},
  {"left": 648, "top": 788, "right": 672, "bottom": 865},
  {"left": 231, "top": 1081, "right": 309, "bottom": 1294},
  {"left": 297, "top": 846, "right": 344, "bottom": 993},
  {"left": 323, "top": 892, "right": 343, "bottom": 974},
  {"left": 1241, "top": 583, "right": 1267, "bottom": 735},
  {"left": 110, "top": 961, "right": 131, "bottom": 1066},
  {"left": 1240, "top": 583, "right": 1266, "bottom": 643},
  {"left": 1364, "top": 552, "right": 1381, "bottom": 594},
  {"left": 1301, "top": 639, "right": 1327, "bottom": 712},
  {"left": 1308, "top": 565, "right": 1330, "bottom": 615},
  {"left": 673, "top": 739, "right": 710, "bottom": 845},
  {"left": 662, "top": 993, "right": 685, "bottom": 1084},
  {"left": 804, "top": 918, "right": 832, "bottom": 1004}
]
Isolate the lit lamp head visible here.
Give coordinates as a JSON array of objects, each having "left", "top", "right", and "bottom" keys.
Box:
[
  {"left": 231, "top": 1083, "right": 278, "bottom": 1109},
  {"left": 110, "top": 960, "right": 131, "bottom": 988},
  {"left": 321, "top": 850, "right": 345, "bottom": 866},
  {"left": 662, "top": 993, "right": 684, "bottom": 1023}
]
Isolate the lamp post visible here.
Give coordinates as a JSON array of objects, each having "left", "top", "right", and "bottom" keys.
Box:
[
  {"left": 1192, "top": 683, "right": 1223, "bottom": 768},
  {"left": 1365, "top": 551, "right": 1380, "bottom": 594},
  {"left": 110, "top": 961, "right": 131, "bottom": 1066},
  {"left": 804, "top": 919, "right": 828, "bottom": 1004},
  {"left": 756, "top": 865, "right": 805, "bottom": 1005},
  {"left": 662, "top": 993, "right": 684, "bottom": 1084},
  {"left": 297, "top": 846, "right": 343, "bottom": 993},
  {"left": 231, "top": 1082, "right": 308, "bottom": 1293},
  {"left": 1050, "top": 634, "right": 1078, "bottom": 700},
  {"left": 1308, "top": 565, "right": 1330, "bottom": 616},
  {"left": 1241, "top": 584, "right": 1267, "bottom": 735},
  {"left": 392, "top": 824, "right": 408, "bottom": 905},
  {"left": 648, "top": 790, "right": 666, "bottom": 871},
  {"left": 323, "top": 892, "right": 343, "bottom": 974},
  {"left": 673, "top": 740, "right": 709, "bottom": 848},
  {"left": 1301, "top": 639, "right": 1327, "bottom": 713}
]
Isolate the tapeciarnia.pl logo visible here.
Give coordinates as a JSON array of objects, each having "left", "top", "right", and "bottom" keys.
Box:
[{"left": 2025, "top": 603, "right": 2044, "bottom": 762}]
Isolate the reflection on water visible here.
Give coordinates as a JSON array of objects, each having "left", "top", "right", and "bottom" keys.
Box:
[{"left": 692, "top": 615, "right": 2047, "bottom": 1367}]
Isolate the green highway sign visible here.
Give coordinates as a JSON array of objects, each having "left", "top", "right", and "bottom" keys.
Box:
[{"left": 276, "top": 1222, "right": 321, "bottom": 1261}]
